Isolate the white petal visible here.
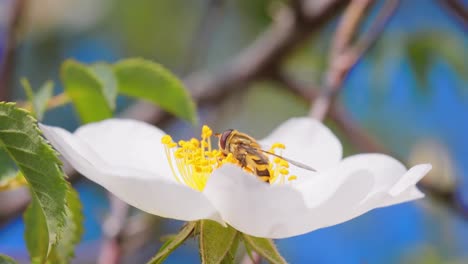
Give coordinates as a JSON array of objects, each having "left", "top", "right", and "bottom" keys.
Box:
[
  {"left": 204, "top": 164, "right": 374, "bottom": 239},
  {"left": 260, "top": 117, "right": 342, "bottom": 173},
  {"left": 74, "top": 119, "right": 173, "bottom": 181},
  {"left": 332, "top": 155, "right": 430, "bottom": 220},
  {"left": 204, "top": 154, "right": 430, "bottom": 239},
  {"left": 377, "top": 164, "right": 431, "bottom": 207},
  {"left": 389, "top": 164, "right": 431, "bottom": 197},
  {"left": 337, "top": 154, "right": 407, "bottom": 195},
  {"left": 40, "top": 123, "right": 222, "bottom": 223}
]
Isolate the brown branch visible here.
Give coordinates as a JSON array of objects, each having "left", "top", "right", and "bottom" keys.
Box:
[
  {"left": 310, "top": 0, "right": 400, "bottom": 120},
  {"left": 276, "top": 73, "right": 386, "bottom": 153},
  {"left": 98, "top": 195, "right": 129, "bottom": 264},
  {"left": 329, "top": 0, "right": 374, "bottom": 62},
  {"left": 437, "top": 0, "right": 468, "bottom": 29},
  {"left": 0, "top": 0, "right": 26, "bottom": 101},
  {"left": 183, "top": 0, "right": 350, "bottom": 102}
]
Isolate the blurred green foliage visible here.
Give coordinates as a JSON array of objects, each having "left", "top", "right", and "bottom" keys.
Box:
[
  {"left": 21, "top": 79, "right": 54, "bottom": 121},
  {"left": 0, "top": 254, "right": 17, "bottom": 264},
  {"left": 62, "top": 58, "right": 197, "bottom": 124},
  {"left": 62, "top": 60, "right": 115, "bottom": 123},
  {"left": 405, "top": 32, "right": 468, "bottom": 91}
]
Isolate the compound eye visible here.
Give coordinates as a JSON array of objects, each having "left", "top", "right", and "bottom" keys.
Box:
[{"left": 220, "top": 129, "right": 233, "bottom": 150}]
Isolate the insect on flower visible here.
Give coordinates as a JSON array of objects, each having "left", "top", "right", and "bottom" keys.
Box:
[{"left": 216, "top": 129, "right": 316, "bottom": 183}]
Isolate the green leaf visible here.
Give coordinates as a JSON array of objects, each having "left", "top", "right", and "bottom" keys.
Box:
[
  {"left": 220, "top": 233, "right": 240, "bottom": 264},
  {"left": 0, "top": 102, "right": 68, "bottom": 259},
  {"left": 48, "top": 186, "right": 84, "bottom": 264},
  {"left": 405, "top": 32, "right": 468, "bottom": 93},
  {"left": 147, "top": 222, "right": 196, "bottom": 264},
  {"left": 24, "top": 193, "right": 50, "bottom": 263},
  {"left": 0, "top": 254, "right": 17, "bottom": 264},
  {"left": 61, "top": 59, "right": 113, "bottom": 123},
  {"left": 405, "top": 37, "right": 433, "bottom": 91},
  {"left": 21, "top": 78, "right": 35, "bottom": 106},
  {"left": 199, "top": 220, "right": 238, "bottom": 264},
  {"left": 242, "top": 234, "right": 287, "bottom": 264},
  {"left": 34, "top": 81, "right": 54, "bottom": 121},
  {"left": 25, "top": 185, "right": 83, "bottom": 264},
  {"left": 114, "top": 58, "right": 197, "bottom": 124},
  {"left": 436, "top": 37, "right": 468, "bottom": 82},
  {"left": 89, "top": 63, "right": 118, "bottom": 110},
  {"left": 20, "top": 79, "right": 54, "bottom": 121}
]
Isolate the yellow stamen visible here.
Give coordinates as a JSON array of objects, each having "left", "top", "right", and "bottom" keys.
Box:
[
  {"left": 288, "top": 175, "right": 297, "bottom": 181},
  {"left": 271, "top": 143, "right": 285, "bottom": 150}
]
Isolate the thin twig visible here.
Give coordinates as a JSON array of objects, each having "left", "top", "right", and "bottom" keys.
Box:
[
  {"left": 310, "top": 0, "right": 400, "bottom": 120},
  {"left": 275, "top": 73, "right": 385, "bottom": 153},
  {"left": 0, "top": 0, "right": 26, "bottom": 101},
  {"left": 98, "top": 195, "right": 129, "bottom": 264},
  {"left": 329, "top": 0, "right": 374, "bottom": 62},
  {"left": 437, "top": 0, "right": 468, "bottom": 29}
]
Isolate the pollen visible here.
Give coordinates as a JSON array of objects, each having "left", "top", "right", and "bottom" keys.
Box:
[{"left": 161, "top": 126, "right": 240, "bottom": 191}]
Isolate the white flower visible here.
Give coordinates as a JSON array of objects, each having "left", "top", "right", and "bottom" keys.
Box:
[{"left": 39, "top": 117, "right": 431, "bottom": 239}]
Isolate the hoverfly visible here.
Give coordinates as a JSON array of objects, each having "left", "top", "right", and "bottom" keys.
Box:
[{"left": 216, "top": 129, "right": 316, "bottom": 183}]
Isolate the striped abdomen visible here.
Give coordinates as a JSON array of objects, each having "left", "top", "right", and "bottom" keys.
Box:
[{"left": 244, "top": 150, "right": 271, "bottom": 183}]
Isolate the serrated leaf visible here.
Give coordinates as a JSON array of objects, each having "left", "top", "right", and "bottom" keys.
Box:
[
  {"left": 89, "top": 63, "right": 118, "bottom": 110},
  {"left": 25, "top": 185, "right": 83, "bottom": 264},
  {"left": 20, "top": 79, "right": 54, "bottom": 121},
  {"left": 0, "top": 102, "right": 68, "bottom": 259},
  {"left": 114, "top": 58, "right": 197, "bottom": 124},
  {"left": 0, "top": 254, "right": 17, "bottom": 264},
  {"left": 242, "top": 234, "right": 287, "bottom": 264},
  {"left": 47, "top": 185, "right": 83, "bottom": 264},
  {"left": 147, "top": 222, "right": 196, "bottom": 264},
  {"left": 61, "top": 59, "right": 113, "bottom": 123},
  {"left": 199, "top": 220, "right": 237, "bottom": 264}
]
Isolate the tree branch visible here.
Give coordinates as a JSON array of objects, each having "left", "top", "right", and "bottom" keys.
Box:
[
  {"left": 310, "top": 0, "right": 400, "bottom": 120},
  {"left": 437, "top": 0, "right": 468, "bottom": 29},
  {"left": 0, "top": 0, "right": 26, "bottom": 101}
]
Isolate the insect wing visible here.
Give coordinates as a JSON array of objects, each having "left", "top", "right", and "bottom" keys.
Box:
[
  {"left": 258, "top": 149, "right": 317, "bottom": 172},
  {"left": 241, "top": 144, "right": 270, "bottom": 164}
]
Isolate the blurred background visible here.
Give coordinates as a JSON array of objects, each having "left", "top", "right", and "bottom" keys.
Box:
[{"left": 0, "top": 0, "right": 467, "bottom": 263}]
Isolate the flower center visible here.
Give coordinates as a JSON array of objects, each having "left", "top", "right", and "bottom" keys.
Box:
[{"left": 161, "top": 125, "right": 297, "bottom": 191}]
